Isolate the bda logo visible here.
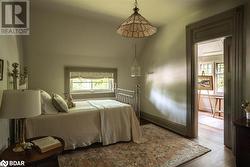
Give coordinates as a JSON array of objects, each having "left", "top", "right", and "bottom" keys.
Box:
[{"left": 0, "top": 160, "right": 8, "bottom": 167}]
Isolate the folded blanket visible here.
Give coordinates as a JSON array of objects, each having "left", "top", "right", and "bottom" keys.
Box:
[{"left": 88, "top": 100, "right": 142, "bottom": 145}]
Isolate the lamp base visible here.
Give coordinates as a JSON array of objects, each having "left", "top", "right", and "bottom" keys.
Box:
[
  {"left": 12, "top": 142, "right": 33, "bottom": 152},
  {"left": 12, "top": 118, "right": 27, "bottom": 153},
  {"left": 12, "top": 144, "right": 24, "bottom": 152}
]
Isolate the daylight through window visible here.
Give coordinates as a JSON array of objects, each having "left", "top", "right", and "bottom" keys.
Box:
[
  {"left": 198, "top": 62, "right": 224, "bottom": 94},
  {"left": 70, "top": 72, "right": 115, "bottom": 94}
]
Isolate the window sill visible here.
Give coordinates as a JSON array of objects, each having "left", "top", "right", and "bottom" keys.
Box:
[
  {"left": 71, "top": 92, "right": 115, "bottom": 99},
  {"left": 71, "top": 91, "right": 114, "bottom": 94}
]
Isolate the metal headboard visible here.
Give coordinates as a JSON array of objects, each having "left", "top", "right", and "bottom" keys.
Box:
[{"left": 115, "top": 85, "right": 140, "bottom": 119}]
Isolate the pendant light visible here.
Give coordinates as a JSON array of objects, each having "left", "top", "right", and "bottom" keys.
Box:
[
  {"left": 131, "top": 43, "right": 141, "bottom": 77},
  {"left": 117, "top": 0, "right": 157, "bottom": 38}
]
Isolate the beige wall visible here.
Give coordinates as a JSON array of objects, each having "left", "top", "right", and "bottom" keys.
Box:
[
  {"left": 0, "top": 36, "right": 22, "bottom": 152},
  {"left": 139, "top": 0, "right": 249, "bottom": 126},
  {"left": 17, "top": 0, "right": 250, "bottom": 129},
  {"left": 22, "top": 8, "right": 146, "bottom": 96}
]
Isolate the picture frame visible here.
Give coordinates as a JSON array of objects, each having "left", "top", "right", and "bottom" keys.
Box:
[
  {"left": 0, "top": 59, "right": 4, "bottom": 81},
  {"left": 198, "top": 75, "right": 213, "bottom": 90}
]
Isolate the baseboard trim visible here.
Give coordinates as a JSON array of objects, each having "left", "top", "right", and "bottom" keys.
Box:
[{"left": 141, "top": 112, "right": 187, "bottom": 136}]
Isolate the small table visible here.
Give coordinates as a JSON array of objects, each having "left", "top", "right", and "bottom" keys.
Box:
[
  {"left": 213, "top": 96, "right": 224, "bottom": 117},
  {"left": 0, "top": 136, "right": 64, "bottom": 167}
]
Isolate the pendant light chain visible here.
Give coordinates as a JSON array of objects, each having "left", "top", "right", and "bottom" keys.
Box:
[
  {"left": 134, "top": 0, "right": 138, "bottom": 8},
  {"left": 134, "top": 42, "right": 137, "bottom": 59}
]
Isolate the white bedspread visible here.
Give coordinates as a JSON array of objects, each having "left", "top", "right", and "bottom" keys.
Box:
[
  {"left": 26, "top": 100, "right": 142, "bottom": 150},
  {"left": 89, "top": 100, "right": 142, "bottom": 145}
]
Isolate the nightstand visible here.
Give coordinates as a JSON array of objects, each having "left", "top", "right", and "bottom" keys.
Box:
[
  {"left": 0, "top": 136, "right": 64, "bottom": 167},
  {"left": 234, "top": 118, "right": 250, "bottom": 167}
]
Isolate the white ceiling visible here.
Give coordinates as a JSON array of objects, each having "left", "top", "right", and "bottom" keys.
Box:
[
  {"left": 32, "top": 0, "right": 217, "bottom": 26},
  {"left": 198, "top": 38, "right": 224, "bottom": 57}
]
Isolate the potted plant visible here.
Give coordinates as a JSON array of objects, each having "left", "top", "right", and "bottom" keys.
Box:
[{"left": 241, "top": 100, "right": 250, "bottom": 120}]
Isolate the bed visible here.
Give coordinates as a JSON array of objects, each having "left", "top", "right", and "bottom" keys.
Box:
[{"left": 26, "top": 88, "right": 142, "bottom": 150}]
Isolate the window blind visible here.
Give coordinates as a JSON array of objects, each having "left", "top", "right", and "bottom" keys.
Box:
[{"left": 70, "top": 72, "right": 114, "bottom": 79}]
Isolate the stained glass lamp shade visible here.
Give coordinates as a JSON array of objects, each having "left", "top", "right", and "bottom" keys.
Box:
[{"left": 117, "top": 2, "right": 157, "bottom": 38}]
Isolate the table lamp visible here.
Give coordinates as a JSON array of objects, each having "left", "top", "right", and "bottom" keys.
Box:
[{"left": 0, "top": 90, "right": 41, "bottom": 152}]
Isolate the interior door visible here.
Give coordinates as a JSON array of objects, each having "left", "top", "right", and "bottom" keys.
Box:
[{"left": 224, "top": 37, "right": 233, "bottom": 149}]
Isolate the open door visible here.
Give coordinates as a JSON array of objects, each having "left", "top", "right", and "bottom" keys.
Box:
[
  {"left": 224, "top": 37, "right": 232, "bottom": 149},
  {"left": 186, "top": 7, "right": 244, "bottom": 154}
]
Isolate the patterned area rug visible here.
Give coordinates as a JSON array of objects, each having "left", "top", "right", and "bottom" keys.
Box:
[{"left": 58, "top": 124, "right": 210, "bottom": 167}]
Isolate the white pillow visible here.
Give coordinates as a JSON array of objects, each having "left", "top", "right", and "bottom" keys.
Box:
[
  {"left": 40, "top": 90, "right": 58, "bottom": 115},
  {"left": 52, "top": 93, "right": 69, "bottom": 112}
]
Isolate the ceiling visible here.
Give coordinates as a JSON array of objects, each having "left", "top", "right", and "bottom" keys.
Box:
[
  {"left": 198, "top": 38, "right": 224, "bottom": 57},
  {"left": 32, "top": 0, "right": 217, "bottom": 26}
]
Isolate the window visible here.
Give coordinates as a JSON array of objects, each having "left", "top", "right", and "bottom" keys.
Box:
[
  {"left": 65, "top": 67, "right": 117, "bottom": 99},
  {"left": 198, "top": 62, "right": 224, "bottom": 94},
  {"left": 70, "top": 72, "right": 114, "bottom": 93},
  {"left": 199, "top": 63, "right": 213, "bottom": 75},
  {"left": 215, "top": 63, "right": 224, "bottom": 93}
]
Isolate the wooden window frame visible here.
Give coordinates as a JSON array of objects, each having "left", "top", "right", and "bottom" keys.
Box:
[
  {"left": 215, "top": 62, "right": 224, "bottom": 95},
  {"left": 64, "top": 67, "right": 118, "bottom": 99},
  {"left": 198, "top": 61, "right": 224, "bottom": 95}
]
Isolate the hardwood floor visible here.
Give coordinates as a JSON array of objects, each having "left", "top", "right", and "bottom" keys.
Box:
[
  {"left": 181, "top": 124, "right": 235, "bottom": 167},
  {"left": 141, "top": 119, "right": 235, "bottom": 167},
  {"left": 198, "top": 111, "right": 224, "bottom": 130}
]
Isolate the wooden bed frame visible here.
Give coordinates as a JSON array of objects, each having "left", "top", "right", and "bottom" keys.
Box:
[{"left": 115, "top": 85, "right": 140, "bottom": 119}]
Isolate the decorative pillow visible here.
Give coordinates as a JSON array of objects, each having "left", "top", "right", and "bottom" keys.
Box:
[
  {"left": 40, "top": 90, "right": 58, "bottom": 115},
  {"left": 67, "top": 100, "right": 76, "bottom": 109},
  {"left": 65, "top": 93, "right": 76, "bottom": 108},
  {"left": 52, "top": 93, "right": 69, "bottom": 112}
]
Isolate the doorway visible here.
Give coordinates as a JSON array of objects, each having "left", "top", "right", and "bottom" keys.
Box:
[
  {"left": 196, "top": 38, "right": 225, "bottom": 144},
  {"left": 186, "top": 5, "right": 245, "bottom": 151}
]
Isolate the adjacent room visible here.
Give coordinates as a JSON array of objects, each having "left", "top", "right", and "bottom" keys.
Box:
[
  {"left": 0, "top": 0, "right": 250, "bottom": 167},
  {"left": 197, "top": 38, "right": 225, "bottom": 144}
]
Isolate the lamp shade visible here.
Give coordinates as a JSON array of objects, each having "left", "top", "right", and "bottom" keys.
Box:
[
  {"left": 0, "top": 90, "right": 41, "bottom": 119},
  {"left": 117, "top": 7, "right": 157, "bottom": 38}
]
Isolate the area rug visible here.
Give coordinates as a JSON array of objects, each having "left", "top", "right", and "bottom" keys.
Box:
[{"left": 58, "top": 124, "right": 210, "bottom": 167}]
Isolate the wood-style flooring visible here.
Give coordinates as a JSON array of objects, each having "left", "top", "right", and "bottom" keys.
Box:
[
  {"left": 181, "top": 124, "right": 235, "bottom": 167},
  {"left": 198, "top": 111, "right": 224, "bottom": 130}
]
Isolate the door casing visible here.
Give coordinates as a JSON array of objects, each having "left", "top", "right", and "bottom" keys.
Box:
[
  {"left": 224, "top": 37, "right": 233, "bottom": 148},
  {"left": 186, "top": 5, "right": 245, "bottom": 151}
]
